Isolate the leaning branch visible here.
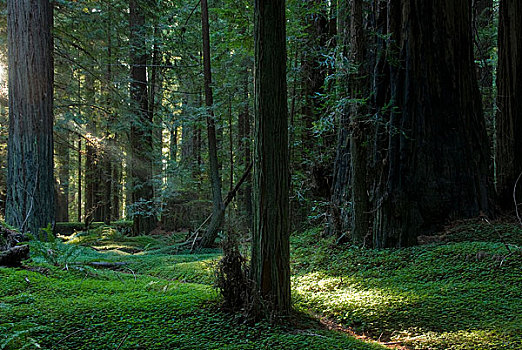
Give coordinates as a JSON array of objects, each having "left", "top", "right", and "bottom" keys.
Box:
[{"left": 180, "top": 162, "right": 253, "bottom": 251}]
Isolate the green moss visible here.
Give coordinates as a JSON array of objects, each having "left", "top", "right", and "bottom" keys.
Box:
[
  {"left": 291, "top": 227, "right": 522, "bottom": 350},
  {"left": 0, "top": 232, "right": 384, "bottom": 350},
  {"left": 3, "top": 222, "right": 519, "bottom": 350}
]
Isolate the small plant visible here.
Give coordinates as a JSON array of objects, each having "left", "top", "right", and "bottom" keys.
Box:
[
  {"left": 0, "top": 323, "right": 45, "bottom": 350},
  {"left": 215, "top": 231, "right": 251, "bottom": 313},
  {"left": 27, "top": 225, "right": 82, "bottom": 267}
]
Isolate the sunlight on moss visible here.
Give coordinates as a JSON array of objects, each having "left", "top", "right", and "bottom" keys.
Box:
[
  {"left": 292, "top": 271, "right": 411, "bottom": 325},
  {"left": 402, "top": 329, "right": 522, "bottom": 350}
]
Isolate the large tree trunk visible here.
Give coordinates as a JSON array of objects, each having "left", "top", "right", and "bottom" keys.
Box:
[
  {"left": 373, "top": 0, "right": 491, "bottom": 248},
  {"left": 495, "top": 0, "right": 522, "bottom": 209},
  {"left": 198, "top": 0, "right": 225, "bottom": 248},
  {"left": 251, "top": 0, "right": 291, "bottom": 316},
  {"left": 129, "top": 0, "right": 156, "bottom": 235},
  {"left": 6, "top": 0, "right": 55, "bottom": 236}
]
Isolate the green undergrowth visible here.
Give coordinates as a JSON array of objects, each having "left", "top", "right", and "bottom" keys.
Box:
[
  {"left": 1, "top": 227, "right": 384, "bottom": 350},
  {"left": 2, "top": 221, "right": 520, "bottom": 349},
  {"left": 291, "top": 225, "right": 522, "bottom": 350}
]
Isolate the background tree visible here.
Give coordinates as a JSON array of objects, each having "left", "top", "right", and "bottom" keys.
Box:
[
  {"left": 5, "top": 0, "right": 55, "bottom": 235},
  {"left": 198, "top": 0, "right": 225, "bottom": 248},
  {"left": 373, "top": 0, "right": 491, "bottom": 247},
  {"left": 129, "top": 0, "right": 156, "bottom": 234},
  {"left": 495, "top": 0, "right": 522, "bottom": 208},
  {"left": 251, "top": 0, "right": 291, "bottom": 315}
]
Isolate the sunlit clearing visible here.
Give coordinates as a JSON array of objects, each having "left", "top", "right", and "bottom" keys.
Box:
[{"left": 292, "top": 272, "right": 410, "bottom": 316}]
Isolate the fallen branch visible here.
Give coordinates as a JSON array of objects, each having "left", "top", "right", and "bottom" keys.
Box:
[
  {"left": 87, "top": 261, "right": 128, "bottom": 269},
  {"left": 514, "top": 171, "right": 522, "bottom": 227},
  {"left": 187, "top": 162, "right": 253, "bottom": 251},
  {"left": 0, "top": 245, "right": 30, "bottom": 267},
  {"left": 56, "top": 329, "right": 85, "bottom": 345},
  {"left": 1, "top": 225, "right": 27, "bottom": 249}
]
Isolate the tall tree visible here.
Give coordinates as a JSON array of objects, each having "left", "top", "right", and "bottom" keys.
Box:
[
  {"left": 251, "top": 0, "right": 291, "bottom": 315},
  {"left": 328, "top": 0, "right": 351, "bottom": 238},
  {"left": 238, "top": 66, "right": 253, "bottom": 229},
  {"left": 198, "top": 0, "right": 225, "bottom": 248},
  {"left": 55, "top": 130, "right": 70, "bottom": 222},
  {"left": 348, "top": 0, "right": 371, "bottom": 244},
  {"left": 6, "top": 0, "right": 55, "bottom": 235},
  {"left": 129, "top": 0, "right": 156, "bottom": 234},
  {"left": 373, "top": 0, "right": 491, "bottom": 247},
  {"left": 495, "top": 0, "right": 522, "bottom": 208}
]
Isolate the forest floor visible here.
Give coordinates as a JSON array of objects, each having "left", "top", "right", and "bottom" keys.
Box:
[{"left": 0, "top": 219, "right": 521, "bottom": 349}]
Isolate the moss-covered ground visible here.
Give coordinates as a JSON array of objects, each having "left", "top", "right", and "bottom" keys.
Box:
[
  {"left": 1, "top": 226, "right": 384, "bottom": 350},
  {"left": 1, "top": 220, "right": 521, "bottom": 349},
  {"left": 292, "top": 220, "right": 522, "bottom": 349}
]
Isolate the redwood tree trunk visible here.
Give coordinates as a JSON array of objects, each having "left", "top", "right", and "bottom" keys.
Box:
[
  {"left": 251, "top": 0, "right": 291, "bottom": 316},
  {"left": 348, "top": 0, "right": 371, "bottom": 244},
  {"left": 495, "top": 0, "right": 522, "bottom": 209},
  {"left": 129, "top": 0, "right": 156, "bottom": 234},
  {"left": 373, "top": 0, "right": 491, "bottom": 247},
  {"left": 238, "top": 67, "right": 253, "bottom": 229},
  {"left": 6, "top": 0, "right": 55, "bottom": 235},
  {"left": 198, "top": 0, "right": 225, "bottom": 248}
]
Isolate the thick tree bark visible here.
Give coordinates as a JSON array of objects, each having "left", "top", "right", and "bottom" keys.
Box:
[
  {"left": 373, "top": 0, "right": 491, "bottom": 247},
  {"left": 495, "top": 0, "right": 522, "bottom": 209},
  {"left": 198, "top": 0, "right": 225, "bottom": 248},
  {"left": 6, "top": 0, "right": 55, "bottom": 236},
  {"left": 251, "top": 0, "right": 291, "bottom": 316},
  {"left": 129, "top": 0, "right": 156, "bottom": 234}
]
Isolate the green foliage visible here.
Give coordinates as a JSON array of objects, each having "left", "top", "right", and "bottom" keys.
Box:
[
  {"left": 27, "top": 230, "right": 83, "bottom": 267},
  {"left": 0, "top": 322, "right": 45, "bottom": 350}
]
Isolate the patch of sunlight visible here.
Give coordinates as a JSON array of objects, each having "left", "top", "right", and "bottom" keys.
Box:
[
  {"left": 401, "top": 329, "right": 521, "bottom": 350},
  {"left": 93, "top": 245, "right": 134, "bottom": 254},
  {"left": 292, "top": 271, "right": 410, "bottom": 317}
]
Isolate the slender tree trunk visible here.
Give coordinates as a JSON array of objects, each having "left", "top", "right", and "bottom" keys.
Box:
[
  {"left": 495, "top": 0, "right": 522, "bottom": 209},
  {"left": 348, "top": 0, "right": 371, "bottom": 244},
  {"left": 328, "top": 0, "right": 351, "bottom": 238},
  {"left": 238, "top": 67, "right": 253, "bottom": 229},
  {"left": 55, "top": 131, "right": 70, "bottom": 222},
  {"left": 6, "top": 0, "right": 55, "bottom": 236},
  {"left": 373, "top": 0, "right": 491, "bottom": 247},
  {"left": 77, "top": 137, "right": 82, "bottom": 222},
  {"left": 129, "top": 0, "right": 156, "bottom": 234},
  {"left": 251, "top": 0, "right": 291, "bottom": 316},
  {"left": 228, "top": 97, "right": 234, "bottom": 192},
  {"left": 198, "top": 0, "right": 225, "bottom": 248}
]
